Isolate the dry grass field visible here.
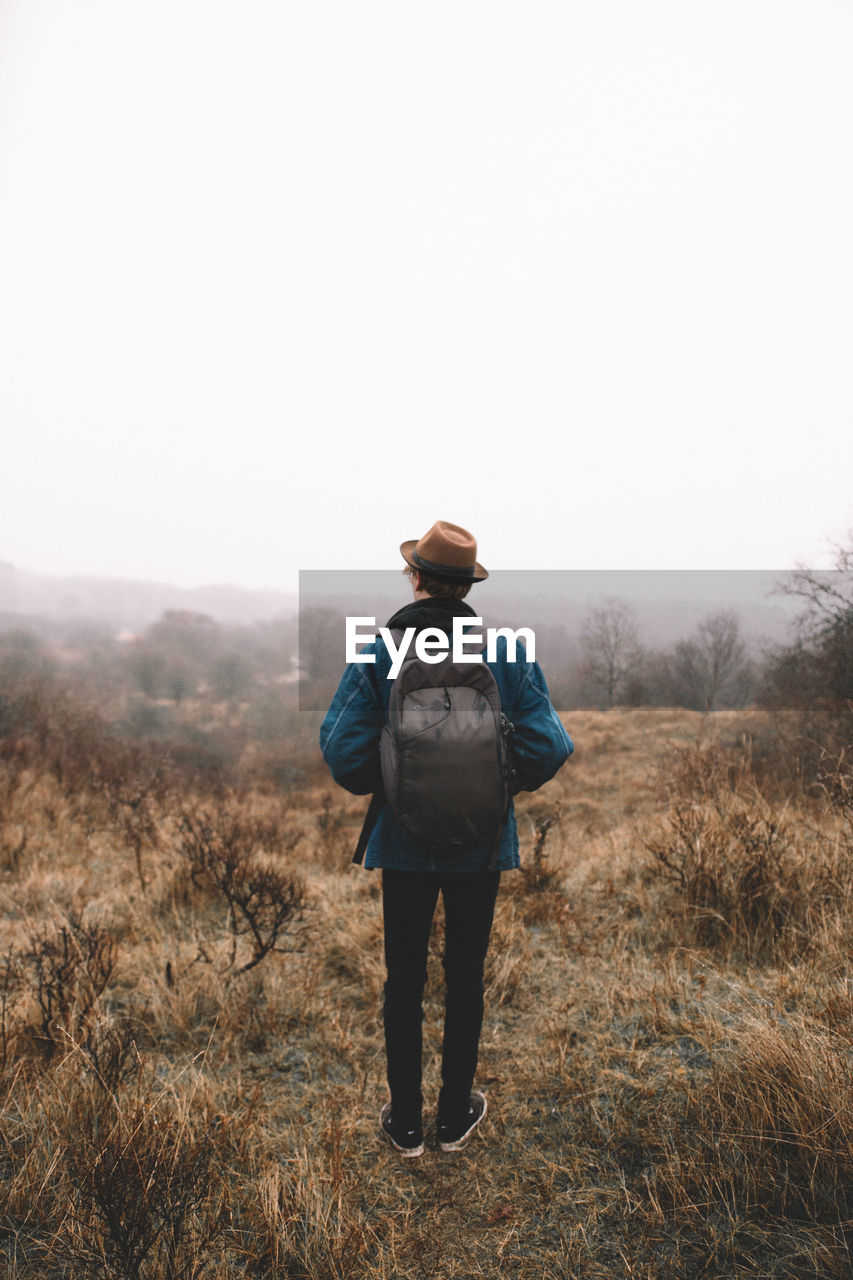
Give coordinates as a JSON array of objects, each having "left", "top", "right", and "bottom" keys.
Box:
[{"left": 2, "top": 700, "right": 853, "bottom": 1278}]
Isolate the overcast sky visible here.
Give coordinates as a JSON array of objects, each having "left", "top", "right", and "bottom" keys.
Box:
[{"left": 2, "top": 0, "right": 851, "bottom": 591}]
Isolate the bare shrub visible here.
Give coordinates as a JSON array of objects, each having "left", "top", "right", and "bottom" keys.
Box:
[
  {"left": 21, "top": 910, "right": 117, "bottom": 1060},
  {"left": 98, "top": 747, "right": 173, "bottom": 892},
  {"left": 642, "top": 745, "right": 853, "bottom": 960},
  {"left": 77, "top": 1015, "right": 141, "bottom": 1096},
  {"left": 0, "top": 682, "right": 176, "bottom": 877},
  {"left": 176, "top": 799, "right": 305, "bottom": 974},
  {"left": 0, "top": 682, "right": 115, "bottom": 796},
  {"left": 56, "top": 1064, "right": 220, "bottom": 1279}
]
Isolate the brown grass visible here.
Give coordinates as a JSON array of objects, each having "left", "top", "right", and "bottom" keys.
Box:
[{"left": 3, "top": 703, "right": 853, "bottom": 1277}]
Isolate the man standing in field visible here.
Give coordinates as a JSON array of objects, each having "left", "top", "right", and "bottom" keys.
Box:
[{"left": 320, "top": 521, "right": 573, "bottom": 1156}]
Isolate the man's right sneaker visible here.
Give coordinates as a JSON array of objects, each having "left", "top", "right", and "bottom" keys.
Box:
[
  {"left": 379, "top": 1103, "right": 424, "bottom": 1158},
  {"left": 437, "top": 1091, "right": 487, "bottom": 1152}
]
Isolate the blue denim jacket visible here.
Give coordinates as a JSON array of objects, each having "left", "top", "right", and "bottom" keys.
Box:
[{"left": 319, "top": 599, "right": 573, "bottom": 872}]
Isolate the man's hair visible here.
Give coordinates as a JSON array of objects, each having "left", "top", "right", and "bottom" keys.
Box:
[{"left": 404, "top": 566, "right": 472, "bottom": 601}]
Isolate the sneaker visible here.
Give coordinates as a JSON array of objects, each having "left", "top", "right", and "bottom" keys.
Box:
[
  {"left": 379, "top": 1103, "right": 424, "bottom": 1158},
  {"left": 437, "top": 1091, "right": 487, "bottom": 1152}
]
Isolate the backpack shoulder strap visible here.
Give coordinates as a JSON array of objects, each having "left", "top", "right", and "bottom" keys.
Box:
[
  {"left": 352, "top": 628, "right": 402, "bottom": 864},
  {"left": 352, "top": 788, "right": 385, "bottom": 865}
]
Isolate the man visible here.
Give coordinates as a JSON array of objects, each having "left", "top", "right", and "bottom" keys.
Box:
[{"left": 320, "top": 520, "right": 573, "bottom": 1156}]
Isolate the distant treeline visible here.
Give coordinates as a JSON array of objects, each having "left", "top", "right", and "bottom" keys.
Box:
[
  {"left": 1, "top": 549, "right": 851, "bottom": 760},
  {"left": 0, "top": 610, "right": 297, "bottom": 707},
  {"left": 0, "top": 611, "right": 307, "bottom": 790}
]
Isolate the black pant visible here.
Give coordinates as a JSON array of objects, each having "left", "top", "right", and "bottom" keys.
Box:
[{"left": 381, "top": 868, "right": 500, "bottom": 1127}]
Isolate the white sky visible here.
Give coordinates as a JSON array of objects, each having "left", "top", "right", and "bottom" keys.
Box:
[{"left": 1, "top": 0, "right": 851, "bottom": 591}]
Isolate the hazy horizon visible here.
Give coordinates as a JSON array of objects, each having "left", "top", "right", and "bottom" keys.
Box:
[
  {"left": 2, "top": 1, "right": 851, "bottom": 588},
  {"left": 0, "top": 561, "right": 811, "bottom": 640},
  {"left": 1, "top": 547, "right": 850, "bottom": 602}
]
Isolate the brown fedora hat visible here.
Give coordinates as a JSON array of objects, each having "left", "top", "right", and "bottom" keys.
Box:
[{"left": 400, "top": 520, "right": 488, "bottom": 582}]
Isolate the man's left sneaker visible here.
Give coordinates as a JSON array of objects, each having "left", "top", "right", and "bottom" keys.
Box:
[
  {"left": 437, "top": 1091, "right": 488, "bottom": 1152},
  {"left": 438, "top": 1090, "right": 484, "bottom": 1152},
  {"left": 379, "top": 1103, "right": 424, "bottom": 1158}
]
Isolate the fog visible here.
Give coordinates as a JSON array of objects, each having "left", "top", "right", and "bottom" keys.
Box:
[{"left": 2, "top": 1, "right": 852, "bottom": 589}]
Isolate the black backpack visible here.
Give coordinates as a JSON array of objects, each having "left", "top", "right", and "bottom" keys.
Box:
[{"left": 354, "top": 629, "right": 514, "bottom": 869}]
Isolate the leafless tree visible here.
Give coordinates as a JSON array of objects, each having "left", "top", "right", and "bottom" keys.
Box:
[
  {"left": 298, "top": 606, "right": 344, "bottom": 684},
  {"left": 765, "top": 530, "right": 853, "bottom": 713},
  {"left": 672, "top": 610, "right": 751, "bottom": 711},
  {"left": 578, "top": 599, "right": 642, "bottom": 707},
  {"left": 776, "top": 530, "right": 853, "bottom": 641}
]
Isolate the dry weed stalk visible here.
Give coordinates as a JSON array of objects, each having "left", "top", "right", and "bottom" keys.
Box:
[{"left": 525, "top": 809, "right": 560, "bottom": 891}]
